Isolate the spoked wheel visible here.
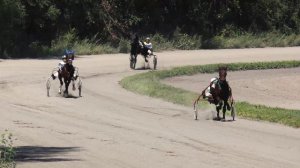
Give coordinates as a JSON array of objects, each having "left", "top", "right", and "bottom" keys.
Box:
[
  {"left": 77, "top": 77, "right": 83, "bottom": 97},
  {"left": 193, "top": 101, "right": 199, "bottom": 120},
  {"left": 46, "top": 77, "right": 51, "bottom": 97},
  {"left": 230, "top": 100, "right": 236, "bottom": 121},
  {"left": 231, "top": 105, "right": 236, "bottom": 121},
  {"left": 153, "top": 55, "right": 157, "bottom": 70},
  {"left": 146, "top": 54, "right": 157, "bottom": 70}
]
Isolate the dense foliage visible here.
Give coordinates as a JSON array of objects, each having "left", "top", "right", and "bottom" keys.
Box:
[{"left": 0, "top": 0, "right": 300, "bottom": 57}]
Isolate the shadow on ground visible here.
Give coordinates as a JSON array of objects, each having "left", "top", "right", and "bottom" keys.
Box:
[{"left": 15, "top": 146, "right": 81, "bottom": 162}]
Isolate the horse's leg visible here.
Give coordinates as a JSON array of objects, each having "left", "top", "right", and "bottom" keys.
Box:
[
  {"left": 216, "top": 106, "right": 220, "bottom": 119},
  {"left": 64, "top": 78, "right": 69, "bottom": 95},
  {"left": 72, "top": 80, "right": 76, "bottom": 91},
  {"left": 58, "top": 74, "right": 63, "bottom": 94},
  {"left": 133, "top": 54, "right": 137, "bottom": 69},
  {"left": 222, "top": 100, "right": 227, "bottom": 120},
  {"left": 216, "top": 101, "right": 223, "bottom": 120},
  {"left": 135, "top": 54, "right": 138, "bottom": 62},
  {"left": 70, "top": 68, "right": 76, "bottom": 91}
]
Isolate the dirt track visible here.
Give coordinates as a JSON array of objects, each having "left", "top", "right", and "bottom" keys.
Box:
[{"left": 1, "top": 47, "right": 300, "bottom": 168}]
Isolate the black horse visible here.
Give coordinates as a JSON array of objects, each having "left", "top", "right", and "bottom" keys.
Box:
[
  {"left": 58, "top": 62, "right": 75, "bottom": 97},
  {"left": 194, "top": 66, "right": 235, "bottom": 120},
  {"left": 129, "top": 35, "right": 151, "bottom": 69}
]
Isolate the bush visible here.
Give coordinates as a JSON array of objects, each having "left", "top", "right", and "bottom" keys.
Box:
[
  {"left": 118, "top": 38, "right": 130, "bottom": 53},
  {"left": 151, "top": 34, "right": 173, "bottom": 51},
  {"left": 0, "top": 131, "right": 16, "bottom": 168}
]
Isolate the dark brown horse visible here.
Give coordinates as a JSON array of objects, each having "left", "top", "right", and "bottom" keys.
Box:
[
  {"left": 194, "top": 66, "right": 234, "bottom": 120},
  {"left": 58, "top": 62, "right": 75, "bottom": 97}
]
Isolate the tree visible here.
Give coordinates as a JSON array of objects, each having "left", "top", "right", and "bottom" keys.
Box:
[{"left": 0, "top": 0, "right": 25, "bottom": 57}]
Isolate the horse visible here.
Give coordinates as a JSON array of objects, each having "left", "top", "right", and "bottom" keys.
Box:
[
  {"left": 194, "top": 66, "right": 235, "bottom": 120},
  {"left": 129, "top": 35, "right": 151, "bottom": 69},
  {"left": 58, "top": 62, "right": 75, "bottom": 97}
]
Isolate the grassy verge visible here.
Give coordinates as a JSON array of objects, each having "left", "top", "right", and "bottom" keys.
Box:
[
  {"left": 0, "top": 131, "right": 16, "bottom": 168},
  {"left": 120, "top": 60, "right": 300, "bottom": 128}
]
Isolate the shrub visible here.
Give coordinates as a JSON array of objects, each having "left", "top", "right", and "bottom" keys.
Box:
[
  {"left": 118, "top": 38, "right": 130, "bottom": 53},
  {"left": 0, "top": 131, "right": 16, "bottom": 168}
]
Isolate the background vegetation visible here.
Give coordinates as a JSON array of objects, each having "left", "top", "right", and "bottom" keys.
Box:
[
  {"left": 120, "top": 60, "right": 300, "bottom": 127},
  {"left": 1, "top": 0, "right": 300, "bottom": 58}
]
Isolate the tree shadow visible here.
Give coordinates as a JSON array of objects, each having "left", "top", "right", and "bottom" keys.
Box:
[{"left": 15, "top": 146, "right": 81, "bottom": 162}]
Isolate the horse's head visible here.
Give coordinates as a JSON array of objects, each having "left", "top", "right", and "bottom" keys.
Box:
[
  {"left": 60, "top": 65, "right": 71, "bottom": 79},
  {"left": 218, "top": 66, "right": 227, "bottom": 81},
  {"left": 131, "top": 34, "right": 143, "bottom": 55}
]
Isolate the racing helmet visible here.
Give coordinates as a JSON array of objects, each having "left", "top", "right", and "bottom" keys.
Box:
[
  {"left": 62, "top": 55, "right": 67, "bottom": 60},
  {"left": 210, "top": 77, "right": 217, "bottom": 82},
  {"left": 65, "top": 49, "right": 75, "bottom": 60}
]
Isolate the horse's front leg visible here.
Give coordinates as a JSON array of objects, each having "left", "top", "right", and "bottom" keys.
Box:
[
  {"left": 222, "top": 100, "right": 228, "bottom": 120},
  {"left": 64, "top": 78, "right": 70, "bottom": 97},
  {"left": 134, "top": 54, "right": 138, "bottom": 65},
  {"left": 58, "top": 74, "right": 63, "bottom": 94},
  {"left": 216, "top": 101, "right": 223, "bottom": 120}
]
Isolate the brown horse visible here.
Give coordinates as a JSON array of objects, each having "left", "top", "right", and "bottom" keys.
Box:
[
  {"left": 194, "top": 66, "right": 234, "bottom": 120},
  {"left": 58, "top": 63, "right": 75, "bottom": 97}
]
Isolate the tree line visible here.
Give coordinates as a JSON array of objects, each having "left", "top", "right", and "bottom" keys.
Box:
[{"left": 1, "top": 0, "right": 299, "bottom": 57}]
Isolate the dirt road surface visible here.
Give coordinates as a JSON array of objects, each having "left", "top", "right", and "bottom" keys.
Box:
[{"left": 1, "top": 47, "right": 300, "bottom": 168}]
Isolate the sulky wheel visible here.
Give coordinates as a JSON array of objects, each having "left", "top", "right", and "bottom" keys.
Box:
[
  {"left": 193, "top": 101, "right": 198, "bottom": 120},
  {"left": 153, "top": 55, "right": 157, "bottom": 70},
  {"left": 231, "top": 104, "right": 236, "bottom": 121},
  {"left": 46, "top": 77, "right": 51, "bottom": 97},
  {"left": 77, "top": 77, "right": 83, "bottom": 97}
]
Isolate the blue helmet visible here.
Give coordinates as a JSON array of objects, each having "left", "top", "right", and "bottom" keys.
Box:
[{"left": 64, "top": 49, "right": 75, "bottom": 56}]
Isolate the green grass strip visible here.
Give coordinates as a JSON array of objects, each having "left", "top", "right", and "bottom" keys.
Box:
[{"left": 120, "top": 60, "right": 300, "bottom": 128}]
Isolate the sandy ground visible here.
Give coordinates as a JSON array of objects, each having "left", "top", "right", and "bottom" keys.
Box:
[
  {"left": 163, "top": 68, "right": 300, "bottom": 110},
  {"left": 0, "top": 47, "right": 300, "bottom": 168}
]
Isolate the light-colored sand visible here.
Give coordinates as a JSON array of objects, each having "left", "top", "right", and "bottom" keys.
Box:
[{"left": 0, "top": 47, "right": 300, "bottom": 168}]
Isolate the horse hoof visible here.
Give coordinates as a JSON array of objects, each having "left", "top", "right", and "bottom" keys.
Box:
[{"left": 63, "top": 92, "right": 68, "bottom": 97}]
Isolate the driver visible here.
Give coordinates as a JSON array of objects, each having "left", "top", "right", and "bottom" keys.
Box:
[
  {"left": 52, "top": 55, "right": 67, "bottom": 80},
  {"left": 65, "top": 49, "right": 75, "bottom": 60},
  {"left": 144, "top": 37, "right": 153, "bottom": 55}
]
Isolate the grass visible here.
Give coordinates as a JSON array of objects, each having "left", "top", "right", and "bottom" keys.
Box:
[{"left": 120, "top": 60, "right": 300, "bottom": 128}]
